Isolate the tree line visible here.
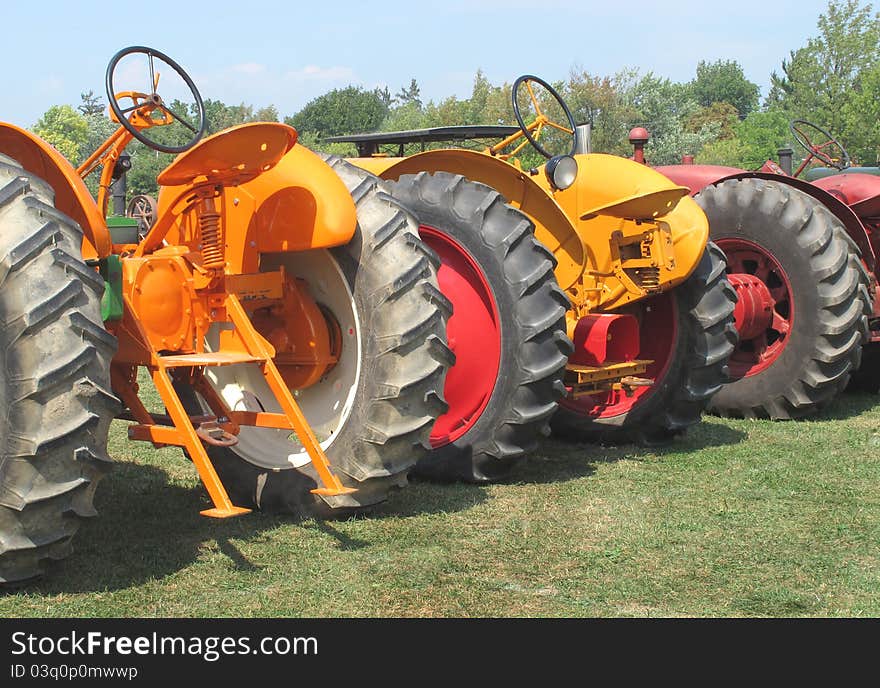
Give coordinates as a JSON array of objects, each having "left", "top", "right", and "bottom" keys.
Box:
[{"left": 30, "top": 0, "right": 880, "bottom": 201}]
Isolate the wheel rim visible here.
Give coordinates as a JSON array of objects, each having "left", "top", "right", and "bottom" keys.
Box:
[
  {"left": 204, "top": 250, "right": 361, "bottom": 469},
  {"left": 718, "top": 237, "right": 794, "bottom": 379},
  {"left": 420, "top": 225, "right": 502, "bottom": 446},
  {"left": 560, "top": 291, "right": 677, "bottom": 419}
]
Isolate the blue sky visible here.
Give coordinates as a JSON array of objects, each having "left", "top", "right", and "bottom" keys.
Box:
[{"left": 3, "top": 0, "right": 837, "bottom": 128}]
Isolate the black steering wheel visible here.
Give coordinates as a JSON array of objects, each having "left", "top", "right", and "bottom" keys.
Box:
[
  {"left": 512, "top": 74, "right": 578, "bottom": 159},
  {"left": 789, "top": 119, "right": 850, "bottom": 172},
  {"left": 106, "top": 46, "right": 207, "bottom": 154}
]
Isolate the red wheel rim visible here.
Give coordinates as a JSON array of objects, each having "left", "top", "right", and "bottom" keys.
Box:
[
  {"left": 420, "top": 225, "right": 502, "bottom": 447},
  {"left": 718, "top": 237, "right": 794, "bottom": 378},
  {"left": 560, "top": 291, "right": 678, "bottom": 419}
]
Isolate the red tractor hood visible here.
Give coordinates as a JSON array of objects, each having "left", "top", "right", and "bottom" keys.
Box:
[{"left": 811, "top": 173, "right": 880, "bottom": 219}]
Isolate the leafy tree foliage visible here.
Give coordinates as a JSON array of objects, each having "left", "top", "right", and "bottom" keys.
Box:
[
  {"left": 566, "top": 68, "right": 641, "bottom": 156},
  {"left": 842, "top": 62, "right": 880, "bottom": 163},
  {"left": 285, "top": 86, "right": 389, "bottom": 137},
  {"left": 395, "top": 79, "right": 422, "bottom": 107},
  {"left": 79, "top": 90, "right": 106, "bottom": 117},
  {"left": 689, "top": 60, "right": 760, "bottom": 117},
  {"left": 767, "top": 0, "right": 879, "bottom": 158},
  {"left": 202, "top": 99, "right": 279, "bottom": 134},
  {"left": 33, "top": 105, "right": 89, "bottom": 163},
  {"left": 686, "top": 102, "right": 739, "bottom": 140},
  {"left": 255, "top": 105, "right": 280, "bottom": 123},
  {"left": 699, "top": 109, "right": 791, "bottom": 168},
  {"left": 621, "top": 73, "right": 718, "bottom": 164}
]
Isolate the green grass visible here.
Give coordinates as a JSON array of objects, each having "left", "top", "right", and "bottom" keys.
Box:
[{"left": 3, "top": 391, "right": 880, "bottom": 618}]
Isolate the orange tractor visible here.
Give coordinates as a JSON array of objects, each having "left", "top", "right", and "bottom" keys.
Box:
[
  {"left": 0, "top": 46, "right": 450, "bottom": 584},
  {"left": 330, "top": 75, "right": 738, "bottom": 481}
]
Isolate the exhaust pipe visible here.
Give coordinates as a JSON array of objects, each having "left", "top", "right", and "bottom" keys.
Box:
[{"left": 574, "top": 123, "right": 592, "bottom": 155}]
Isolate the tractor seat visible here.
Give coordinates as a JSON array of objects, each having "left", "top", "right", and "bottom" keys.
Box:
[{"left": 157, "top": 122, "right": 298, "bottom": 187}]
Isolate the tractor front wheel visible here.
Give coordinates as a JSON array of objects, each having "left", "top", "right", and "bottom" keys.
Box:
[
  {"left": 551, "top": 242, "right": 737, "bottom": 444},
  {"left": 0, "top": 155, "right": 118, "bottom": 584}
]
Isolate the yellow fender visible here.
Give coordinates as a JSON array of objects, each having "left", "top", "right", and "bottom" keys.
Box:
[
  {"left": 354, "top": 149, "right": 708, "bottom": 309},
  {"left": 0, "top": 123, "right": 111, "bottom": 260},
  {"left": 356, "top": 149, "right": 587, "bottom": 290},
  {"left": 545, "top": 153, "right": 709, "bottom": 310}
]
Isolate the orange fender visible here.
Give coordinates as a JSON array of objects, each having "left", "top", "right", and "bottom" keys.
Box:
[
  {"left": 159, "top": 138, "right": 357, "bottom": 275},
  {"left": 0, "top": 123, "right": 111, "bottom": 259}
]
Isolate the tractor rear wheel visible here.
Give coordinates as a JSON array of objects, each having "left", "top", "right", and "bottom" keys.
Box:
[
  {"left": 696, "top": 178, "right": 870, "bottom": 419},
  {"left": 388, "top": 172, "right": 571, "bottom": 482},
  {"left": 551, "top": 241, "right": 737, "bottom": 444},
  {"left": 0, "top": 155, "right": 118, "bottom": 584},
  {"left": 179, "top": 157, "right": 451, "bottom": 516}
]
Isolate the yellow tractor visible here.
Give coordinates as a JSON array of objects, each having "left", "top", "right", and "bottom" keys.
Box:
[
  {"left": 0, "top": 46, "right": 450, "bottom": 584},
  {"left": 330, "top": 75, "right": 738, "bottom": 480}
]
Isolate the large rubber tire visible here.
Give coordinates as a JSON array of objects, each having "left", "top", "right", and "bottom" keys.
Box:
[
  {"left": 179, "top": 156, "right": 452, "bottom": 516},
  {"left": 0, "top": 155, "right": 118, "bottom": 584},
  {"left": 387, "top": 172, "right": 571, "bottom": 482},
  {"left": 551, "top": 242, "right": 737, "bottom": 444},
  {"left": 697, "top": 178, "right": 870, "bottom": 419}
]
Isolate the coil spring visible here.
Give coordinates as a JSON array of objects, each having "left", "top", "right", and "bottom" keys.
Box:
[
  {"left": 199, "top": 208, "right": 224, "bottom": 269},
  {"left": 638, "top": 267, "right": 660, "bottom": 289}
]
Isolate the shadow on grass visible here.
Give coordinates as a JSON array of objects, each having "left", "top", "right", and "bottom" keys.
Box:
[
  {"left": 506, "top": 418, "right": 748, "bottom": 486},
  {"left": 39, "top": 414, "right": 752, "bottom": 591},
  {"left": 23, "top": 463, "right": 280, "bottom": 594},
  {"left": 27, "top": 458, "right": 487, "bottom": 594},
  {"left": 371, "top": 478, "right": 490, "bottom": 519},
  {"left": 814, "top": 390, "right": 880, "bottom": 421}
]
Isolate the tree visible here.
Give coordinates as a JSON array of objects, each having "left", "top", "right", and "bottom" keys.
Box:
[
  {"left": 255, "top": 105, "right": 280, "bottom": 122},
  {"left": 285, "top": 86, "right": 389, "bottom": 137},
  {"left": 566, "top": 67, "right": 642, "bottom": 155},
  {"left": 202, "top": 100, "right": 254, "bottom": 134},
  {"left": 79, "top": 90, "right": 105, "bottom": 117},
  {"left": 621, "top": 73, "right": 720, "bottom": 164},
  {"left": 395, "top": 79, "right": 421, "bottom": 108},
  {"left": 374, "top": 86, "right": 392, "bottom": 109},
  {"left": 32, "top": 105, "right": 89, "bottom": 163},
  {"left": 79, "top": 113, "right": 118, "bottom": 197},
  {"left": 842, "top": 62, "right": 880, "bottom": 163},
  {"left": 689, "top": 60, "right": 760, "bottom": 117},
  {"left": 766, "top": 0, "right": 880, "bottom": 138},
  {"left": 686, "top": 102, "right": 739, "bottom": 140},
  {"left": 698, "top": 109, "right": 791, "bottom": 169}
]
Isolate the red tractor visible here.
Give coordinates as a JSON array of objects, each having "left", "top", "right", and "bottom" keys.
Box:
[{"left": 655, "top": 120, "right": 879, "bottom": 417}]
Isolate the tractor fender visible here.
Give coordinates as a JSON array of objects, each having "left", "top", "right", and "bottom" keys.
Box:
[
  {"left": 160, "top": 143, "right": 358, "bottom": 275},
  {"left": 657, "top": 164, "right": 876, "bottom": 273},
  {"left": 350, "top": 149, "right": 587, "bottom": 291},
  {"left": 810, "top": 172, "right": 880, "bottom": 219},
  {"left": 554, "top": 154, "right": 710, "bottom": 304},
  {"left": 0, "top": 123, "right": 111, "bottom": 259}
]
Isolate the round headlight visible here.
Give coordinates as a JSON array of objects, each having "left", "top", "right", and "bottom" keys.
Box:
[{"left": 546, "top": 155, "right": 578, "bottom": 190}]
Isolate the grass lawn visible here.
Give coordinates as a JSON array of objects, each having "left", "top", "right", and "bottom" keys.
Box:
[{"left": 2, "top": 390, "right": 879, "bottom": 618}]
